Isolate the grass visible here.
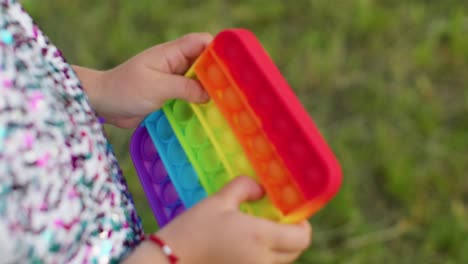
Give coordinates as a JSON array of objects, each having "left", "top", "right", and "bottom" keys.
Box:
[{"left": 23, "top": 0, "right": 468, "bottom": 263}]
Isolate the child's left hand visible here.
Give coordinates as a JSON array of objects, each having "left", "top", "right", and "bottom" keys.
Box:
[{"left": 74, "top": 32, "right": 213, "bottom": 128}]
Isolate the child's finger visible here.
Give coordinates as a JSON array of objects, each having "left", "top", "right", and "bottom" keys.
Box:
[
  {"left": 215, "top": 176, "right": 265, "bottom": 208},
  {"left": 263, "top": 220, "right": 312, "bottom": 252},
  {"left": 158, "top": 74, "right": 209, "bottom": 103},
  {"left": 158, "top": 32, "right": 213, "bottom": 74}
]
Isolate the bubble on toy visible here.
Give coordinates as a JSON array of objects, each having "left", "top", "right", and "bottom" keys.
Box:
[
  {"left": 167, "top": 140, "right": 187, "bottom": 166},
  {"left": 282, "top": 185, "right": 299, "bottom": 206},
  {"left": 156, "top": 115, "right": 174, "bottom": 142},
  {"left": 223, "top": 87, "right": 242, "bottom": 111},
  {"left": 233, "top": 154, "right": 253, "bottom": 175},
  {"left": 252, "top": 135, "right": 272, "bottom": 160},
  {"left": 236, "top": 111, "right": 257, "bottom": 135},
  {"left": 268, "top": 160, "right": 286, "bottom": 183},
  {"left": 221, "top": 130, "right": 240, "bottom": 154},
  {"left": 212, "top": 172, "right": 229, "bottom": 190},
  {"left": 141, "top": 133, "right": 157, "bottom": 161},
  {"left": 161, "top": 181, "right": 179, "bottom": 206},
  {"left": 179, "top": 164, "right": 199, "bottom": 190},
  {"left": 172, "top": 100, "right": 193, "bottom": 123},
  {"left": 198, "top": 145, "right": 221, "bottom": 173},
  {"left": 186, "top": 119, "right": 207, "bottom": 148},
  {"left": 207, "top": 63, "right": 228, "bottom": 87},
  {"left": 151, "top": 159, "right": 168, "bottom": 183}
]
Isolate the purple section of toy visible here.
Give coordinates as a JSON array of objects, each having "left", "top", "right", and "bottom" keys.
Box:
[{"left": 130, "top": 125, "right": 185, "bottom": 227}]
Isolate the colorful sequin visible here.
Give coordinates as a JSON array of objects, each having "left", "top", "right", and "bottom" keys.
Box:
[{"left": 0, "top": 0, "right": 144, "bottom": 262}]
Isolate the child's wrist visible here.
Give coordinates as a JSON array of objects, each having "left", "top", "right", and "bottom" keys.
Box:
[{"left": 72, "top": 65, "right": 108, "bottom": 117}]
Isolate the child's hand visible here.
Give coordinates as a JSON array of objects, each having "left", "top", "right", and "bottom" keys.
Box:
[
  {"left": 74, "top": 33, "right": 212, "bottom": 128},
  {"left": 156, "top": 176, "right": 312, "bottom": 264}
]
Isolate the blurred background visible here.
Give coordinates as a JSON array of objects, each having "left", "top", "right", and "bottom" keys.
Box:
[{"left": 23, "top": 0, "right": 467, "bottom": 263}]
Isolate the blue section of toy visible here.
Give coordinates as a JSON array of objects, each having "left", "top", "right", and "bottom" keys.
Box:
[{"left": 144, "top": 110, "right": 207, "bottom": 208}]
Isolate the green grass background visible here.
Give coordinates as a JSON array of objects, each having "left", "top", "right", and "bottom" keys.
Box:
[{"left": 23, "top": 1, "right": 468, "bottom": 263}]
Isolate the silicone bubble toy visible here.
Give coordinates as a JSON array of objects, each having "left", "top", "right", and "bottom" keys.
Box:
[{"left": 130, "top": 28, "right": 342, "bottom": 226}]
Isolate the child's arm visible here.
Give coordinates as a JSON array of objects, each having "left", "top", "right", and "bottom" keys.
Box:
[
  {"left": 73, "top": 33, "right": 212, "bottom": 128},
  {"left": 123, "top": 177, "right": 312, "bottom": 264}
]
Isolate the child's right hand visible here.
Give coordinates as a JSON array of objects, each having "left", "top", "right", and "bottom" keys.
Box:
[{"left": 156, "top": 176, "right": 312, "bottom": 264}]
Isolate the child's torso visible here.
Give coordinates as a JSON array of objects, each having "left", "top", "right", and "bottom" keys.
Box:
[{"left": 0, "top": 1, "right": 143, "bottom": 262}]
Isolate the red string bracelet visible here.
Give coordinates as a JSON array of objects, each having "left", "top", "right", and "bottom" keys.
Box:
[{"left": 146, "top": 234, "right": 179, "bottom": 263}]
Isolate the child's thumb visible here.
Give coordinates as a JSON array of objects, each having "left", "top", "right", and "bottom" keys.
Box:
[{"left": 215, "top": 176, "right": 265, "bottom": 208}]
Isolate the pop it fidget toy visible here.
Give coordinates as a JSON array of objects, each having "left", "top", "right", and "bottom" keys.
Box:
[
  {"left": 131, "top": 28, "right": 342, "bottom": 225},
  {"left": 130, "top": 126, "right": 185, "bottom": 227}
]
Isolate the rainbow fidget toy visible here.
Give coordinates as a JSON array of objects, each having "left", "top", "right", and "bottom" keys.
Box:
[{"left": 130, "top": 29, "right": 342, "bottom": 227}]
